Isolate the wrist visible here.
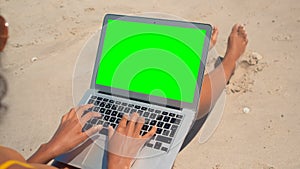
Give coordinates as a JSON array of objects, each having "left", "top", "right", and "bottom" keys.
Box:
[
  {"left": 40, "top": 142, "right": 58, "bottom": 158},
  {"left": 27, "top": 142, "right": 57, "bottom": 164}
]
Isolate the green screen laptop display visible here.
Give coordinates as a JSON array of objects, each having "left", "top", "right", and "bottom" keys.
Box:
[{"left": 96, "top": 19, "right": 206, "bottom": 103}]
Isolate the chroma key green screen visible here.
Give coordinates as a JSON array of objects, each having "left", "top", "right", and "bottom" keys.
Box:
[{"left": 96, "top": 19, "right": 206, "bottom": 103}]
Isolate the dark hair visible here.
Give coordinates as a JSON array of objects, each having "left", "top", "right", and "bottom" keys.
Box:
[
  {"left": 0, "top": 15, "right": 8, "bottom": 113},
  {"left": 0, "top": 72, "right": 7, "bottom": 112}
]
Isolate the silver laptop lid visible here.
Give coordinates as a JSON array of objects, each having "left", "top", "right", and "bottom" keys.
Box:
[{"left": 90, "top": 14, "right": 211, "bottom": 111}]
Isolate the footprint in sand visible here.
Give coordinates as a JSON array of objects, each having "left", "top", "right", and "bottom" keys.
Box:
[
  {"left": 261, "top": 163, "right": 276, "bottom": 169},
  {"left": 272, "top": 33, "right": 292, "bottom": 41},
  {"left": 226, "top": 51, "right": 268, "bottom": 94}
]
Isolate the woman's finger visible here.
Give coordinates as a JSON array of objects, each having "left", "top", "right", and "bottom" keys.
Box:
[
  {"left": 126, "top": 113, "right": 139, "bottom": 136},
  {"left": 61, "top": 108, "right": 74, "bottom": 122},
  {"left": 80, "top": 112, "right": 101, "bottom": 125},
  {"left": 142, "top": 126, "right": 157, "bottom": 139},
  {"left": 108, "top": 126, "right": 115, "bottom": 140},
  {"left": 84, "top": 125, "right": 103, "bottom": 137},
  {"left": 77, "top": 104, "right": 94, "bottom": 117},
  {"left": 133, "top": 117, "right": 145, "bottom": 137},
  {"left": 116, "top": 114, "right": 128, "bottom": 134}
]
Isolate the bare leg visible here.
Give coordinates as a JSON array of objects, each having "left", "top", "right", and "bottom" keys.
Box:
[{"left": 197, "top": 24, "right": 248, "bottom": 119}]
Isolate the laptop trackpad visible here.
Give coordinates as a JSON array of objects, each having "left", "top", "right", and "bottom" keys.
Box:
[{"left": 82, "top": 138, "right": 108, "bottom": 169}]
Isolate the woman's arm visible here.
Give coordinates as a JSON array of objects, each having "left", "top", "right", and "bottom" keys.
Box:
[
  {"left": 27, "top": 104, "right": 102, "bottom": 164},
  {"left": 27, "top": 106, "right": 156, "bottom": 169}
]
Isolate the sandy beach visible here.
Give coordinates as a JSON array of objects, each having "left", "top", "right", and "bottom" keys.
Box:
[{"left": 0, "top": 0, "right": 299, "bottom": 168}]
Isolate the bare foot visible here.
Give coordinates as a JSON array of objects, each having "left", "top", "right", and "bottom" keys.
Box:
[
  {"left": 224, "top": 24, "right": 248, "bottom": 62},
  {"left": 209, "top": 26, "right": 219, "bottom": 50}
]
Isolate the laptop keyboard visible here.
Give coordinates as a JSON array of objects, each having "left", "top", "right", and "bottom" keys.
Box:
[{"left": 81, "top": 95, "right": 184, "bottom": 152}]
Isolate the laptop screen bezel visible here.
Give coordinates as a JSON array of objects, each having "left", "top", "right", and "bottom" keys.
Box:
[{"left": 90, "top": 14, "right": 211, "bottom": 111}]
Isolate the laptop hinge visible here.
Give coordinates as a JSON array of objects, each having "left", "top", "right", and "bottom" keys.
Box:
[{"left": 97, "top": 91, "right": 182, "bottom": 111}]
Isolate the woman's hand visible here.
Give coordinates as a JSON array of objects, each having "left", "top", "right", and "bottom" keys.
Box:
[
  {"left": 27, "top": 104, "right": 102, "bottom": 164},
  {"left": 107, "top": 113, "right": 157, "bottom": 169}
]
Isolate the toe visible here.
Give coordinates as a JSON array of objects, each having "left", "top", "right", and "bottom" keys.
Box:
[
  {"left": 237, "top": 25, "right": 247, "bottom": 37},
  {"left": 237, "top": 25, "right": 245, "bottom": 33},
  {"left": 211, "top": 26, "right": 219, "bottom": 41},
  {"left": 238, "top": 29, "right": 246, "bottom": 37},
  {"left": 243, "top": 32, "right": 248, "bottom": 44},
  {"left": 244, "top": 32, "right": 248, "bottom": 38},
  {"left": 209, "top": 25, "right": 218, "bottom": 49},
  {"left": 212, "top": 26, "right": 219, "bottom": 37},
  {"left": 232, "top": 24, "right": 240, "bottom": 33}
]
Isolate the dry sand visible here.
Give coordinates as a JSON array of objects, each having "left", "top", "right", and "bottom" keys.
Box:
[{"left": 0, "top": 0, "right": 299, "bottom": 168}]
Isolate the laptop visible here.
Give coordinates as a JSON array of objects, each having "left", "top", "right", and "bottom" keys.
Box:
[{"left": 55, "top": 14, "right": 212, "bottom": 169}]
